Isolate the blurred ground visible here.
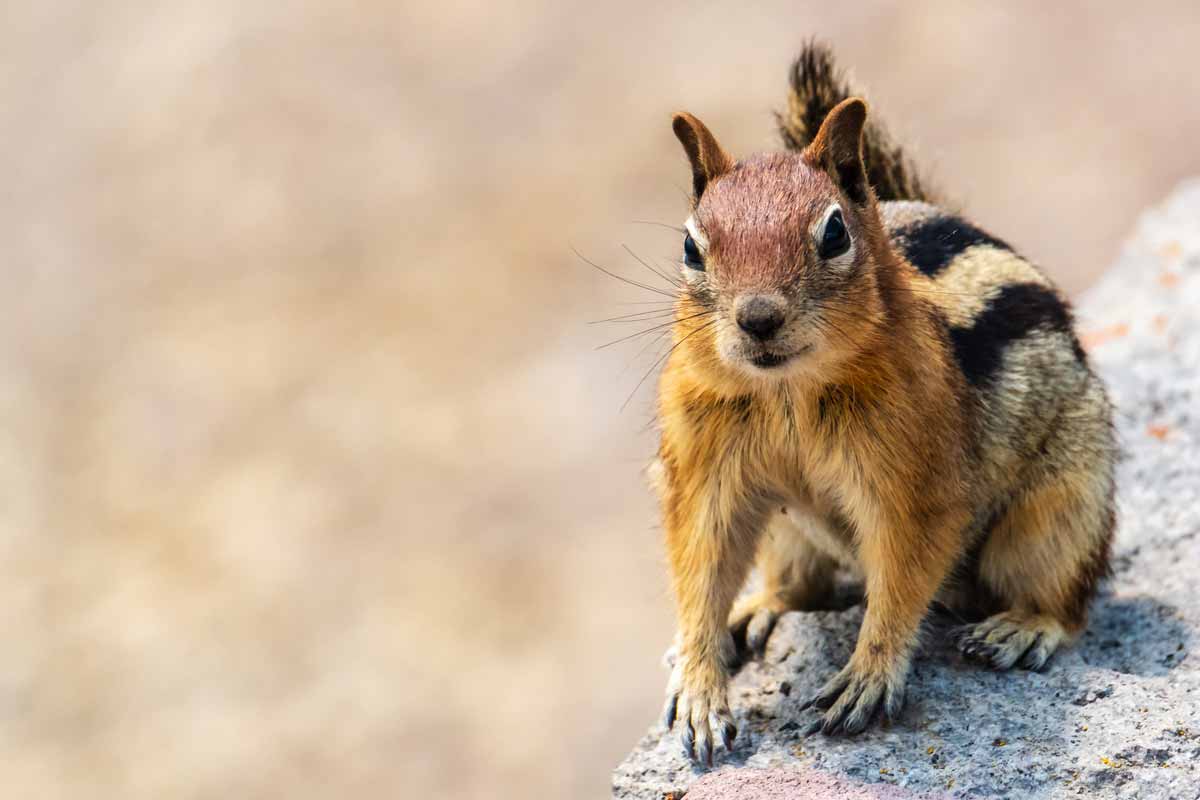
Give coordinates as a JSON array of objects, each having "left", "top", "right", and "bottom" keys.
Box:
[{"left": 2, "top": 2, "right": 1199, "bottom": 798}]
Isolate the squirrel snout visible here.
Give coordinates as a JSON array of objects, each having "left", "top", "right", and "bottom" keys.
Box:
[{"left": 735, "top": 295, "right": 786, "bottom": 341}]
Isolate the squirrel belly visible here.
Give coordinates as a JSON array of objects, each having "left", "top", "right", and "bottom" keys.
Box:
[{"left": 653, "top": 42, "right": 1115, "bottom": 764}]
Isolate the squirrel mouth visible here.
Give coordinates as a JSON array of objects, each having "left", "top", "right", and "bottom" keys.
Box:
[
  {"left": 748, "top": 345, "right": 810, "bottom": 369},
  {"left": 750, "top": 352, "right": 791, "bottom": 369}
]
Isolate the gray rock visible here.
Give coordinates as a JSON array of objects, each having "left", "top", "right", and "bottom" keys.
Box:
[{"left": 613, "top": 181, "right": 1200, "bottom": 799}]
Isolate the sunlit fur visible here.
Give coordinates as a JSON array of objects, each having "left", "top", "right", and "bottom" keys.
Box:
[
  {"left": 655, "top": 57, "right": 1115, "bottom": 761},
  {"left": 674, "top": 152, "right": 891, "bottom": 388}
]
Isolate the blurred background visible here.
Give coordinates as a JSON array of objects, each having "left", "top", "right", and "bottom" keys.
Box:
[{"left": 4, "top": 1, "right": 1200, "bottom": 797}]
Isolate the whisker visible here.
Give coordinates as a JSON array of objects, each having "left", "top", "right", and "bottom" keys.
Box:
[
  {"left": 589, "top": 309, "right": 679, "bottom": 324},
  {"left": 617, "top": 300, "right": 678, "bottom": 306},
  {"left": 622, "top": 244, "right": 682, "bottom": 289},
  {"left": 571, "top": 246, "right": 677, "bottom": 299},
  {"left": 622, "top": 318, "right": 720, "bottom": 411},
  {"left": 804, "top": 307, "right": 874, "bottom": 358},
  {"left": 817, "top": 317, "right": 860, "bottom": 350},
  {"left": 596, "top": 309, "right": 715, "bottom": 350},
  {"left": 618, "top": 326, "right": 674, "bottom": 380},
  {"left": 667, "top": 260, "right": 705, "bottom": 279},
  {"left": 630, "top": 220, "right": 686, "bottom": 233}
]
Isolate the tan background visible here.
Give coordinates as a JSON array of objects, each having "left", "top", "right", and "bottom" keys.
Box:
[{"left": 3, "top": 2, "right": 1199, "bottom": 798}]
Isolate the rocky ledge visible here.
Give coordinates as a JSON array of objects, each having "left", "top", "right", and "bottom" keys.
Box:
[{"left": 613, "top": 181, "right": 1200, "bottom": 799}]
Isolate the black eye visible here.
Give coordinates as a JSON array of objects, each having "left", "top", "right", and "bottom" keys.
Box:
[
  {"left": 683, "top": 233, "right": 705, "bottom": 271},
  {"left": 819, "top": 209, "right": 851, "bottom": 259}
]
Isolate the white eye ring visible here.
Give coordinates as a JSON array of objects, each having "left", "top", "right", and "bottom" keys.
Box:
[
  {"left": 815, "top": 204, "right": 853, "bottom": 263},
  {"left": 682, "top": 217, "right": 710, "bottom": 275}
]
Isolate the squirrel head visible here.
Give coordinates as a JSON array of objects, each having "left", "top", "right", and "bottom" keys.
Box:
[{"left": 669, "top": 98, "right": 892, "bottom": 387}]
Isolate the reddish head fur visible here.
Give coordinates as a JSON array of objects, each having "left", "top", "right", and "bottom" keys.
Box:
[{"left": 667, "top": 100, "right": 907, "bottom": 396}]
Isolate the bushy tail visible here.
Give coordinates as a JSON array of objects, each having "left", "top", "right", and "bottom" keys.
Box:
[{"left": 779, "top": 42, "right": 936, "bottom": 203}]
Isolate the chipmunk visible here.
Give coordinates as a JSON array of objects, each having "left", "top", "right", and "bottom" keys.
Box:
[{"left": 652, "top": 43, "right": 1115, "bottom": 765}]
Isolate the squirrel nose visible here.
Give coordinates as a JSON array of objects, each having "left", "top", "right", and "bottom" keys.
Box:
[{"left": 736, "top": 296, "right": 786, "bottom": 341}]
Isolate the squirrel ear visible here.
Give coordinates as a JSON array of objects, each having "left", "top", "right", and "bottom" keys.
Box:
[
  {"left": 804, "top": 98, "right": 870, "bottom": 206},
  {"left": 672, "top": 112, "right": 734, "bottom": 201}
]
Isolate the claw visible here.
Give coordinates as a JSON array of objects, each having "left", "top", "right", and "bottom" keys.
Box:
[
  {"left": 663, "top": 694, "right": 678, "bottom": 729},
  {"left": 681, "top": 720, "right": 695, "bottom": 760},
  {"left": 721, "top": 721, "right": 737, "bottom": 752},
  {"left": 801, "top": 660, "right": 908, "bottom": 737},
  {"left": 957, "top": 614, "right": 1066, "bottom": 673},
  {"left": 844, "top": 683, "right": 885, "bottom": 735},
  {"left": 884, "top": 685, "right": 906, "bottom": 722},
  {"left": 1016, "top": 632, "right": 1043, "bottom": 667},
  {"left": 822, "top": 682, "right": 865, "bottom": 736},
  {"left": 842, "top": 714, "right": 869, "bottom": 735},
  {"left": 746, "top": 608, "right": 778, "bottom": 655},
  {"left": 698, "top": 733, "right": 713, "bottom": 767},
  {"left": 813, "top": 692, "right": 836, "bottom": 711},
  {"left": 990, "top": 627, "right": 1018, "bottom": 646},
  {"left": 809, "top": 671, "right": 851, "bottom": 711},
  {"left": 1019, "top": 633, "right": 1050, "bottom": 671}
]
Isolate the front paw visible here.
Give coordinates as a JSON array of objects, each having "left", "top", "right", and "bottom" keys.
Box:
[
  {"left": 662, "top": 661, "right": 737, "bottom": 766},
  {"left": 800, "top": 657, "right": 908, "bottom": 736},
  {"left": 727, "top": 593, "right": 784, "bottom": 662}
]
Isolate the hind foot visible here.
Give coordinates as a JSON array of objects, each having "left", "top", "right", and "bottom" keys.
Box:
[
  {"left": 955, "top": 612, "right": 1070, "bottom": 671},
  {"left": 727, "top": 592, "right": 786, "bottom": 662}
]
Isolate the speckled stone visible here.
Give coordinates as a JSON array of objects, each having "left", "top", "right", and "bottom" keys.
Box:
[{"left": 613, "top": 181, "right": 1200, "bottom": 799}]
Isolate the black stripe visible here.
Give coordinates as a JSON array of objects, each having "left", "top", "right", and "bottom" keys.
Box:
[
  {"left": 949, "top": 283, "right": 1077, "bottom": 387},
  {"left": 897, "top": 216, "right": 1013, "bottom": 277}
]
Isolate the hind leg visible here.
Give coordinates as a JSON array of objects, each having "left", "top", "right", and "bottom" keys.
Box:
[
  {"left": 957, "top": 464, "right": 1114, "bottom": 670},
  {"left": 728, "top": 509, "right": 841, "bottom": 658}
]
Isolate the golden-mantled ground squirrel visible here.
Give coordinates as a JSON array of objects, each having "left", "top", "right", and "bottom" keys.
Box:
[{"left": 651, "top": 43, "right": 1115, "bottom": 765}]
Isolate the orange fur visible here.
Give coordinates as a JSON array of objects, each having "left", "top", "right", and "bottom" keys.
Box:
[{"left": 655, "top": 95, "right": 1114, "bottom": 758}]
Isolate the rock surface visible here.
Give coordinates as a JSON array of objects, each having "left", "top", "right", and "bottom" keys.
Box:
[{"left": 613, "top": 181, "right": 1200, "bottom": 799}]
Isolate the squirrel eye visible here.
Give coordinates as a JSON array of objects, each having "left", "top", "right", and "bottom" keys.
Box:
[
  {"left": 683, "top": 233, "right": 705, "bottom": 271},
  {"left": 819, "top": 209, "right": 851, "bottom": 259}
]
